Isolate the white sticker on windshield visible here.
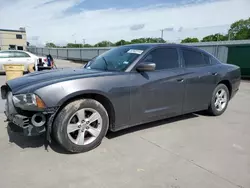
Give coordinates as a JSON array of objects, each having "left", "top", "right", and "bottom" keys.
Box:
[
  {"left": 127, "top": 49, "right": 144, "bottom": 55},
  {"left": 123, "top": 61, "right": 129, "bottom": 64}
]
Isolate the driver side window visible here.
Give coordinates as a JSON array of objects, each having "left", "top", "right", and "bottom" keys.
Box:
[{"left": 141, "top": 47, "right": 179, "bottom": 70}]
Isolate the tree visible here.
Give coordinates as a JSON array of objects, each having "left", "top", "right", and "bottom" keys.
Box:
[
  {"left": 156, "top": 38, "right": 166, "bottom": 43},
  {"left": 83, "top": 44, "right": 92, "bottom": 47},
  {"left": 229, "top": 18, "right": 250, "bottom": 40},
  {"left": 201, "top": 33, "right": 227, "bottom": 42},
  {"left": 66, "top": 43, "right": 83, "bottom": 48},
  {"left": 115, "top": 40, "right": 130, "bottom": 46},
  {"left": 181, "top": 37, "right": 199, "bottom": 43},
  {"left": 94, "top": 41, "right": 113, "bottom": 47},
  {"left": 45, "top": 42, "right": 57, "bottom": 48},
  {"left": 130, "top": 37, "right": 165, "bottom": 44}
]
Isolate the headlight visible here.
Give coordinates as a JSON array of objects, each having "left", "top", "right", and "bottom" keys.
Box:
[{"left": 13, "top": 93, "right": 46, "bottom": 110}]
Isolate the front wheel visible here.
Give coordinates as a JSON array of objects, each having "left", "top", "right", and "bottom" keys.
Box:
[
  {"left": 207, "top": 84, "right": 229, "bottom": 116},
  {"left": 53, "top": 99, "right": 109, "bottom": 153}
]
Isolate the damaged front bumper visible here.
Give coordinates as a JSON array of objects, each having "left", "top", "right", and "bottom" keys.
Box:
[
  {"left": 6, "top": 113, "right": 46, "bottom": 136},
  {"left": 4, "top": 91, "right": 58, "bottom": 138}
]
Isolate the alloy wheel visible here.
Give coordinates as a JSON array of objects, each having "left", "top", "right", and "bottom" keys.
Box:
[
  {"left": 67, "top": 108, "right": 103, "bottom": 145},
  {"left": 214, "top": 89, "right": 228, "bottom": 111}
]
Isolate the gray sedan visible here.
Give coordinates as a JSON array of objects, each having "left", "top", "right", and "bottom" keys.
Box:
[{"left": 1, "top": 44, "right": 241, "bottom": 153}]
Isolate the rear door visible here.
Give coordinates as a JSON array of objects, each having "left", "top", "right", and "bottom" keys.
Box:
[
  {"left": 12, "top": 51, "right": 33, "bottom": 65},
  {"left": 129, "top": 47, "right": 185, "bottom": 125},
  {"left": 181, "top": 48, "right": 218, "bottom": 113}
]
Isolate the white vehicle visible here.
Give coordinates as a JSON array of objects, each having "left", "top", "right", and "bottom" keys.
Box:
[{"left": 0, "top": 50, "right": 47, "bottom": 72}]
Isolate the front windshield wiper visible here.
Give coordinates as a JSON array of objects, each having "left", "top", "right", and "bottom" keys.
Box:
[{"left": 102, "top": 57, "right": 109, "bottom": 71}]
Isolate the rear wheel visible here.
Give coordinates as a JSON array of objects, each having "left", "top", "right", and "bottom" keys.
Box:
[
  {"left": 53, "top": 99, "right": 109, "bottom": 153},
  {"left": 207, "top": 84, "right": 229, "bottom": 116}
]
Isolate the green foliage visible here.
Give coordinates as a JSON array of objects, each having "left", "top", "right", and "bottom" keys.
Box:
[
  {"left": 181, "top": 37, "right": 199, "bottom": 43},
  {"left": 115, "top": 40, "right": 130, "bottom": 46},
  {"left": 130, "top": 37, "right": 165, "bottom": 44},
  {"left": 94, "top": 41, "right": 114, "bottom": 47},
  {"left": 83, "top": 44, "right": 92, "bottom": 47},
  {"left": 229, "top": 18, "right": 250, "bottom": 40},
  {"left": 46, "top": 42, "right": 57, "bottom": 48},
  {"left": 66, "top": 43, "right": 84, "bottom": 48},
  {"left": 201, "top": 34, "right": 227, "bottom": 42}
]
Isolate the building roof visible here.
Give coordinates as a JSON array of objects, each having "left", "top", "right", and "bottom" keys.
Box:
[{"left": 0, "top": 29, "right": 26, "bottom": 33}]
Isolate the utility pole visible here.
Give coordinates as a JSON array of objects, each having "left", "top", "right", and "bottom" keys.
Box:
[
  {"left": 82, "top": 39, "right": 85, "bottom": 47},
  {"left": 160, "top": 29, "right": 164, "bottom": 40},
  {"left": 228, "top": 30, "right": 231, "bottom": 41}
]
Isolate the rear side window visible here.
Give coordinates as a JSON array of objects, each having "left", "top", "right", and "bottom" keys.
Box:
[
  {"left": 211, "top": 56, "right": 220, "bottom": 64},
  {"left": 14, "top": 52, "right": 30, "bottom": 58},
  {"left": 203, "top": 54, "right": 211, "bottom": 64},
  {"left": 142, "top": 47, "right": 179, "bottom": 70},
  {"left": 182, "top": 49, "right": 209, "bottom": 67}
]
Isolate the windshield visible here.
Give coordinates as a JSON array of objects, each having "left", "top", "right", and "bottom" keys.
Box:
[{"left": 86, "top": 45, "right": 149, "bottom": 71}]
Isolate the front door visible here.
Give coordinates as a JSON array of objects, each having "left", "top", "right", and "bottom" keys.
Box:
[
  {"left": 129, "top": 47, "right": 185, "bottom": 124},
  {"left": 0, "top": 51, "right": 12, "bottom": 70}
]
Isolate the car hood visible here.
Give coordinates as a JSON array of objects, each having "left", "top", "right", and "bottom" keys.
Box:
[{"left": 6, "top": 68, "right": 113, "bottom": 94}]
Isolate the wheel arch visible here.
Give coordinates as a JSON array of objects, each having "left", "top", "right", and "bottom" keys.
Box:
[
  {"left": 217, "top": 80, "right": 232, "bottom": 98},
  {"left": 53, "top": 91, "right": 116, "bottom": 131}
]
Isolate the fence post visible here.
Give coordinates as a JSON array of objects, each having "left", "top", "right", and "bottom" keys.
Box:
[
  {"left": 57, "top": 49, "right": 59, "bottom": 59},
  {"left": 216, "top": 45, "right": 219, "bottom": 59},
  {"left": 67, "top": 49, "right": 69, "bottom": 60},
  {"left": 80, "top": 49, "right": 82, "bottom": 62}
]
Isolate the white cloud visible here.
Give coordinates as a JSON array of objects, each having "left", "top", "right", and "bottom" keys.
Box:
[{"left": 0, "top": 0, "right": 249, "bottom": 45}]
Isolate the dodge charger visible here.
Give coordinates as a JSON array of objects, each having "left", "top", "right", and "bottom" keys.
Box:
[{"left": 1, "top": 44, "right": 241, "bottom": 153}]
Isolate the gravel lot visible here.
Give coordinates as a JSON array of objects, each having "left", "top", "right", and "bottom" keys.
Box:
[{"left": 0, "top": 59, "right": 249, "bottom": 188}]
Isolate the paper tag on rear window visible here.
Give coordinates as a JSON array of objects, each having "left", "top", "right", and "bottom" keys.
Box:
[{"left": 127, "top": 49, "right": 144, "bottom": 55}]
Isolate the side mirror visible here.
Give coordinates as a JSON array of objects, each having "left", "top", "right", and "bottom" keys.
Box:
[
  {"left": 84, "top": 56, "right": 97, "bottom": 68},
  {"left": 84, "top": 60, "right": 93, "bottom": 68},
  {"left": 84, "top": 61, "right": 90, "bottom": 68},
  {"left": 136, "top": 62, "right": 156, "bottom": 72}
]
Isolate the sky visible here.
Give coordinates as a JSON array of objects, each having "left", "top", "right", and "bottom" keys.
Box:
[{"left": 0, "top": 0, "right": 249, "bottom": 46}]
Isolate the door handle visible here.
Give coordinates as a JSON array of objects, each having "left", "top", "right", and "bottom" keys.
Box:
[
  {"left": 7, "top": 59, "right": 12, "bottom": 61},
  {"left": 177, "top": 78, "right": 184, "bottom": 83}
]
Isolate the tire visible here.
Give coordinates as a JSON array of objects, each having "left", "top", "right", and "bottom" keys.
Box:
[
  {"left": 53, "top": 99, "right": 109, "bottom": 153},
  {"left": 207, "top": 84, "right": 229, "bottom": 116}
]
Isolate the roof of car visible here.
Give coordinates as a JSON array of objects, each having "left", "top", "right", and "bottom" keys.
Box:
[
  {"left": 0, "top": 50, "right": 29, "bottom": 52},
  {"left": 122, "top": 43, "right": 196, "bottom": 48},
  {"left": 125, "top": 43, "right": 206, "bottom": 52}
]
